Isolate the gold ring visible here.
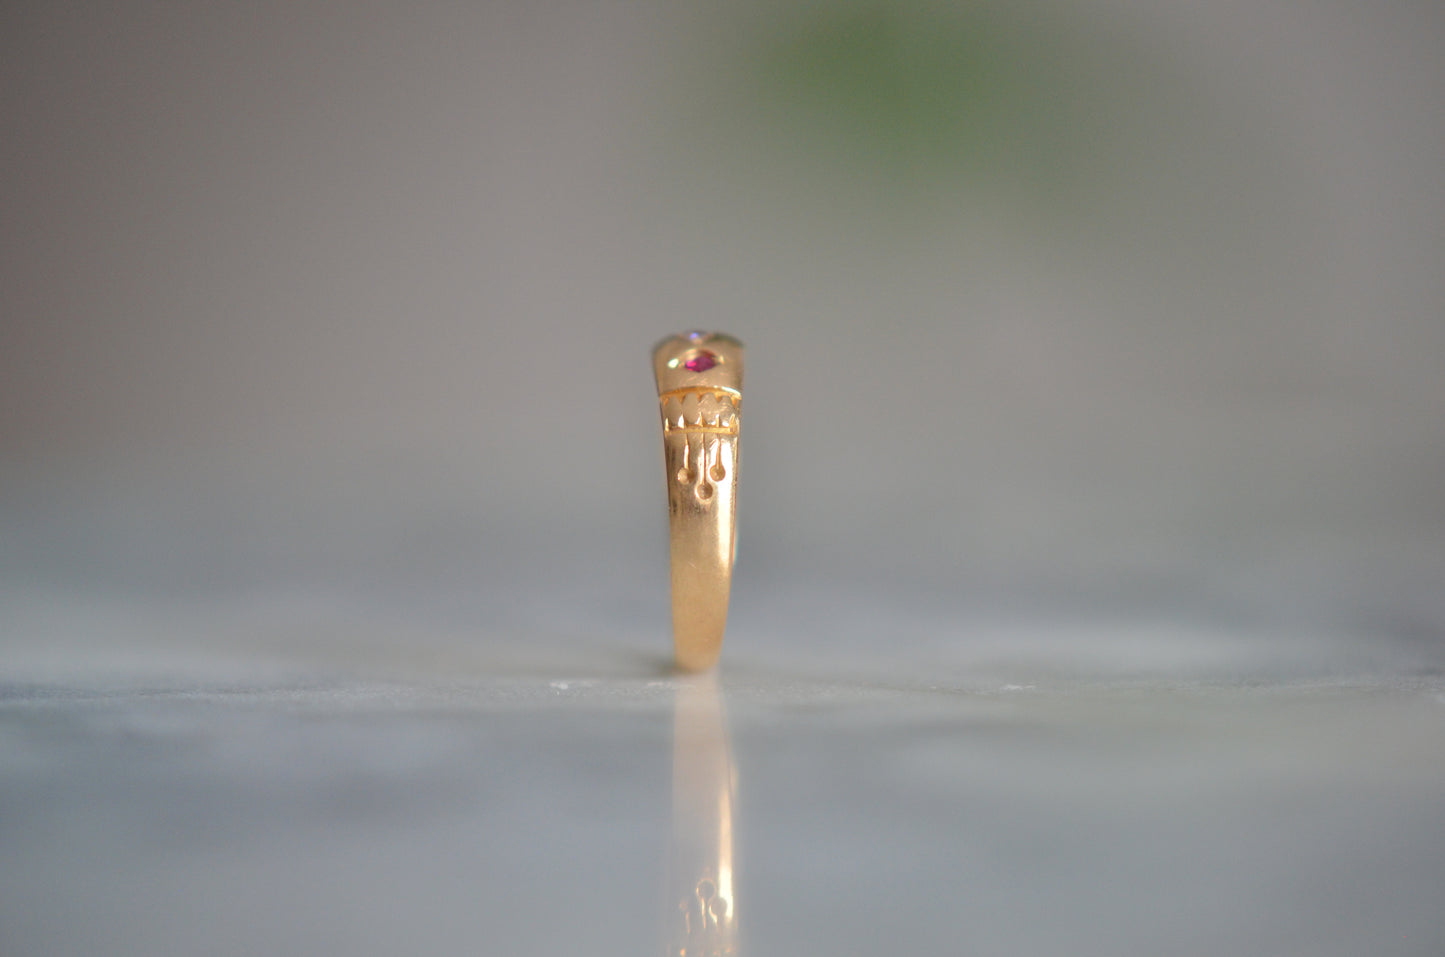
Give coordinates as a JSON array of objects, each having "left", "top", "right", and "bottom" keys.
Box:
[{"left": 653, "top": 332, "right": 744, "bottom": 671}]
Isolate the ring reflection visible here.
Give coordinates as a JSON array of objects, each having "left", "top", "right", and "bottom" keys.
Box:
[{"left": 665, "top": 674, "right": 738, "bottom": 956}]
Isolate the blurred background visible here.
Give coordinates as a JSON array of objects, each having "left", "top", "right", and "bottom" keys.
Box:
[{"left": 2, "top": 0, "right": 1443, "bottom": 673}]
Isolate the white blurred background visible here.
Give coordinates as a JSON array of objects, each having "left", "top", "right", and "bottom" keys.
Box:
[{"left": 2, "top": 0, "right": 1443, "bottom": 674}]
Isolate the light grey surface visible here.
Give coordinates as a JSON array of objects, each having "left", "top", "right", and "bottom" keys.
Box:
[
  {"left": 3, "top": 651, "right": 1444, "bottom": 957},
  {"left": 3, "top": 579, "right": 1445, "bottom": 955}
]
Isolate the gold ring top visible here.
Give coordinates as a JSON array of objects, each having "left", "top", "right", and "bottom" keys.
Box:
[
  {"left": 653, "top": 332, "right": 744, "bottom": 393},
  {"left": 653, "top": 332, "right": 744, "bottom": 671}
]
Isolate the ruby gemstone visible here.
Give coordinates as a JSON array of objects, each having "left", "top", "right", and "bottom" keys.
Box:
[{"left": 684, "top": 351, "right": 717, "bottom": 373}]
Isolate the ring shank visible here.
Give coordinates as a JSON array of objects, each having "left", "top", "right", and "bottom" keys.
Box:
[
  {"left": 665, "top": 432, "right": 738, "bottom": 671},
  {"left": 653, "top": 334, "right": 744, "bottom": 672}
]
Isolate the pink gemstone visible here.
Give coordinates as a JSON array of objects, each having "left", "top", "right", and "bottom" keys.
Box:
[{"left": 683, "top": 351, "right": 717, "bottom": 372}]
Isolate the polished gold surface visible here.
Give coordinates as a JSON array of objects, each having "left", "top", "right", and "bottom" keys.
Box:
[
  {"left": 665, "top": 675, "right": 738, "bottom": 956},
  {"left": 653, "top": 333, "right": 744, "bottom": 672}
]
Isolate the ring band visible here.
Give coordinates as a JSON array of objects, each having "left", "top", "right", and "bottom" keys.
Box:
[{"left": 653, "top": 332, "right": 744, "bottom": 671}]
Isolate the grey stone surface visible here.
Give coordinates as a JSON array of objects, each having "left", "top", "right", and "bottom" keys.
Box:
[{"left": 2, "top": 611, "right": 1443, "bottom": 956}]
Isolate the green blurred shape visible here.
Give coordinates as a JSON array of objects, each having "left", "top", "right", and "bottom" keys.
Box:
[{"left": 734, "top": 1, "right": 1145, "bottom": 198}]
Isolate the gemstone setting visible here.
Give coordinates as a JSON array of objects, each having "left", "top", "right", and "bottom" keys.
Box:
[{"left": 683, "top": 351, "right": 718, "bottom": 373}]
